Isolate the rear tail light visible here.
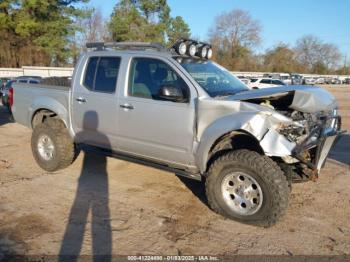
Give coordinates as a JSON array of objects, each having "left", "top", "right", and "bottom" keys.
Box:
[{"left": 8, "top": 87, "right": 14, "bottom": 107}]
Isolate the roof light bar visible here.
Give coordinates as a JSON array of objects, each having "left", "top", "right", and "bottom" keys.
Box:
[{"left": 172, "top": 39, "right": 212, "bottom": 60}]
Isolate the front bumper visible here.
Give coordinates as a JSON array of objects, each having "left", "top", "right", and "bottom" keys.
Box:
[{"left": 293, "top": 115, "right": 346, "bottom": 175}]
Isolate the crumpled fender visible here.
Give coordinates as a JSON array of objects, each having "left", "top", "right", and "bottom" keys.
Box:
[{"left": 195, "top": 98, "right": 296, "bottom": 173}]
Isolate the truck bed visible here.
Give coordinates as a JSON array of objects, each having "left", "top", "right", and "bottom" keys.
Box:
[{"left": 12, "top": 82, "right": 71, "bottom": 129}]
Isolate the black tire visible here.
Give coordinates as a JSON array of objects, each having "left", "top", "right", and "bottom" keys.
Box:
[
  {"left": 31, "top": 118, "right": 77, "bottom": 172},
  {"left": 205, "top": 149, "right": 289, "bottom": 227}
]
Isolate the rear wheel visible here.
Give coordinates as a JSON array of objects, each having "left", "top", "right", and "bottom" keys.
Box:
[
  {"left": 205, "top": 149, "right": 289, "bottom": 227},
  {"left": 31, "top": 119, "right": 77, "bottom": 172}
]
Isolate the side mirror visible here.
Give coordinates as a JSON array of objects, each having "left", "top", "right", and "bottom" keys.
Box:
[{"left": 158, "top": 85, "right": 185, "bottom": 102}]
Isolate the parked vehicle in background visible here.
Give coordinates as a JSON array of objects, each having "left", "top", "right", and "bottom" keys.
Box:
[
  {"left": 261, "top": 73, "right": 291, "bottom": 85},
  {"left": 344, "top": 78, "right": 350, "bottom": 85},
  {"left": 279, "top": 73, "right": 292, "bottom": 85},
  {"left": 302, "top": 77, "right": 316, "bottom": 85},
  {"left": 10, "top": 40, "right": 344, "bottom": 227},
  {"left": 1, "top": 77, "right": 41, "bottom": 110},
  {"left": 315, "top": 78, "right": 325, "bottom": 85},
  {"left": 248, "top": 78, "right": 285, "bottom": 89},
  {"left": 236, "top": 76, "right": 250, "bottom": 85},
  {"left": 291, "top": 74, "right": 303, "bottom": 85},
  {"left": 324, "top": 77, "right": 332, "bottom": 84},
  {"left": 331, "top": 78, "right": 342, "bottom": 85},
  {"left": 16, "top": 76, "right": 42, "bottom": 84},
  {"left": 0, "top": 78, "right": 11, "bottom": 97},
  {"left": 2, "top": 80, "right": 15, "bottom": 109}
]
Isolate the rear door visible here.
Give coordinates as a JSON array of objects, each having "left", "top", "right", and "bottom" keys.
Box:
[
  {"left": 71, "top": 55, "right": 121, "bottom": 149},
  {"left": 116, "top": 56, "right": 197, "bottom": 166}
]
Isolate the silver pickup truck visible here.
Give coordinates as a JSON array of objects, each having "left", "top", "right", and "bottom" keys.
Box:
[{"left": 11, "top": 40, "right": 344, "bottom": 227}]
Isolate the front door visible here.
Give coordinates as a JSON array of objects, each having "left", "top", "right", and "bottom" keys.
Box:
[
  {"left": 71, "top": 56, "right": 121, "bottom": 149},
  {"left": 117, "top": 57, "right": 196, "bottom": 166}
]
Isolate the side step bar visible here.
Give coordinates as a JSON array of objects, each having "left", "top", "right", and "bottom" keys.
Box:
[{"left": 80, "top": 145, "right": 202, "bottom": 181}]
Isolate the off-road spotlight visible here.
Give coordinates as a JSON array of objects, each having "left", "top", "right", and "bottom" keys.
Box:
[
  {"left": 177, "top": 42, "right": 187, "bottom": 55},
  {"left": 207, "top": 48, "right": 213, "bottom": 59},
  {"left": 188, "top": 44, "right": 197, "bottom": 57},
  {"left": 200, "top": 46, "right": 208, "bottom": 58}
]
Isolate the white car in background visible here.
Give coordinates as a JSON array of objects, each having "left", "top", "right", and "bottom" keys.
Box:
[
  {"left": 236, "top": 76, "right": 251, "bottom": 85},
  {"left": 263, "top": 73, "right": 292, "bottom": 85},
  {"left": 279, "top": 73, "right": 292, "bottom": 85},
  {"left": 248, "top": 78, "right": 286, "bottom": 89},
  {"left": 315, "top": 78, "right": 325, "bottom": 84},
  {"left": 302, "top": 77, "right": 316, "bottom": 85}
]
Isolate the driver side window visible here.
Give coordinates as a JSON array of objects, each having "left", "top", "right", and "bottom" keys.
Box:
[{"left": 128, "top": 57, "right": 189, "bottom": 102}]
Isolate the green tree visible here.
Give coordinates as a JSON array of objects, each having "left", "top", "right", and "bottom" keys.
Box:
[
  {"left": 167, "top": 16, "right": 190, "bottom": 44},
  {"left": 108, "top": 1, "right": 149, "bottom": 42},
  {"left": 108, "top": 0, "right": 189, "bottom": 44},
  {"left": 0, "top": 0, "right": 89, "bottom": 67}
]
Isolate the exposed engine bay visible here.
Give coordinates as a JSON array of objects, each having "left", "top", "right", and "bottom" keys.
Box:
[
  {"left": 239, "top": 88, "right": 342, "bottom": 182},
  {"left": 196, "top": 85, "right": 344, "bottom": 181}
]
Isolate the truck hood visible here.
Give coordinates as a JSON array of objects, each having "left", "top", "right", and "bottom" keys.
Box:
[{"left": 226, "top": 85, "right": 337, "bottom": 113}]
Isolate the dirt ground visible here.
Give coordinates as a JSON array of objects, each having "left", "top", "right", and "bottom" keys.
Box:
[{"left": 0, "top": 86, "right": 349, "bottom": 257}]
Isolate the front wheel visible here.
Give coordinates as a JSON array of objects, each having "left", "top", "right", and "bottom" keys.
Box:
[{"left": 205, "top": 150, "right": 289, "bottom": 227}]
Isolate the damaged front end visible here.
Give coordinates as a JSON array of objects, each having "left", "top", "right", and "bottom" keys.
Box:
[
  {"left": 197, "top": 85, "right": 345, "bottom": 181},
  {"left": 277, "top": 108, "right": 343, "bottom": 181},
  {"left": 236, "top": 86, "right": 345, "bottom": 181}
]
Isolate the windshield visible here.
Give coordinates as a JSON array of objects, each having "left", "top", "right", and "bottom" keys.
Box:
[{"left": 176, "top": 58, "right": 249, "bottom": 97}]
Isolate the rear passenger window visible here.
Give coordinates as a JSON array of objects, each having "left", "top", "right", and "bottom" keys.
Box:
[
  {"left": 83, "top": 57, "right": 121, "bottom": 93},
  {"left": 84, "top": 57, "right": 98, "bottom": 90}
]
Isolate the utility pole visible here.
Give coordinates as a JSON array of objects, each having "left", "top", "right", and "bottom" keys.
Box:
[{"left": 344, "top": 54, "right": 348, "bottom": 75}]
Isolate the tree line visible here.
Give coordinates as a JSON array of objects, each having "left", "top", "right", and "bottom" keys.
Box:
[
  {"left": 209, "top": 9, "right": 349, "bottom": 75},
  {"left": 0, "top": 0, "right": 190, "bottom": 67},
  {"left": 0, "top": 1, "right": 348, "bottom": 75}
]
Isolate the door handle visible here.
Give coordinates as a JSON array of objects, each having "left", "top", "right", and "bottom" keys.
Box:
[
  {"left": 120, "top": 103, "right": 134, "bottom": 110},
  {"left": 76, "top": 97, "right": 87, "bottom": 103}
]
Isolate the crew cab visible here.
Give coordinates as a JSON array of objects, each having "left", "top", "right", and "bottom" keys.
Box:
[{"left": 11, "top": 40, "right": 344, "bottom": 227}]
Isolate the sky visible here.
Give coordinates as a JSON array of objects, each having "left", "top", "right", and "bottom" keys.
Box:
[{"left": 89, "top": 0, "right": 350, "bottom": 63}]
